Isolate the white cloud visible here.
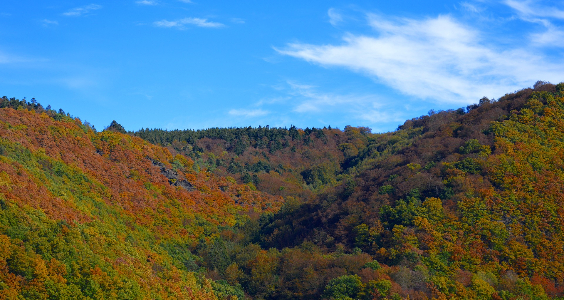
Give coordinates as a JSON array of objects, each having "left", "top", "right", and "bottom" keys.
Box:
[
  {"left": 0, "top": 51, "right": 40, "bottom": 64},
  {"left": 231, "top": 18, "right": 245, "bottom": 24},
  {"left": 229, "top": 109, "right": 269, "bottom": 118},
  {"left": 154, "top": 17, "right": 224, "bottom": 29},
  {"left": 153, "top": 20, "right": 178, "bottom": 28},
  {"left": 226, "top": 81, "right": 412, "bottom": 130},
  {"left": 276, "top": 14, "right": 564, "bottom": 104},
  {"left": 504, "top": 0, "right": 564, "bottom": 19},
  {"left": 41, "top": 19, "right": 58, "bottom": 26},
  {"left": 460, "top": 2, "right": 481, "bottom": 13},
  {"left": 181, "top": 18, "right": 224, "bottom": 28},
  {"left": 254, "top": 81, "right": 405, "bottom": 129},
  {"left": 178, "top": 0, "right": 193, "bottom": 3},
  {"left": 255, "top": 96, "right": 289, "bottom": 106},
  {"left": 504, "top": 0, "right": 564, "bottom": 47},
  {"left": 0, "top": 52, "right": 15, "bottom": 64},
  {"left": 328, "top": 8, "right": 343, "bottom": 26},
  {"left": 285, "top": 81, "right": 376, "bottom": 113},
  {"left": 62, "top": 4, "right": 102, "bottom": 17},
  {"left": 357, "top": 108, "right": 404, "bottom": 125},
  {"left": 57, "top": 77, "right": 99, "bottom": 89},
  {"left": 284, "top": 82, "right": 405, "bottom": 124},
  {"left": 136, "top": 0, "right": 158, "bottom": 5},
  {"left": 531, "top": 24, "right": 564, "bottom": 47}
]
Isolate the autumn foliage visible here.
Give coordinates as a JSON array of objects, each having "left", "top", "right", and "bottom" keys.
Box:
[
  {"left": 2, "top": 82, "right": 564, "bottom": 299},
  {"left": 0, "top": 99, "right": 281, "bottom": 299}
]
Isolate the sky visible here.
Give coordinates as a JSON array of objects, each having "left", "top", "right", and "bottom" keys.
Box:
[{"left": 1, "top": 1, "right": 564, "bottom": 133}]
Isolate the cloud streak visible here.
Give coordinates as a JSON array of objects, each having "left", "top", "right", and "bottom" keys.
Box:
[
  {"left": 154, "top": 17, "right": 224, "bottom": 29},
  {"left": 504, "top": 0, "right": 564, "bottom": 48},
  {"left": 62, "top": 4, "right": 102, "bottom": 17},
  {"left": 277, "top": 14, "right": 564, "bottom": 104},
  {"left": 286, "top": 81, "right": 377, "bottom": 113},
  {"left": 504, "top": 0, "right": 564, "bottom": 19},
  {"left": 328, "top": 8, "right": 343, "bottom": 26},
  {"left": 41, "top": 19, "right": 58, "bottom": 27},
  {"left": 284, "top": 82, "right": 406, "bottom": 125},
  {"left": 227, "top": 82, "right": 408, "bottom": 131},
  {"left": 0, "top": 52, "right": 17, "bottom": 64},
  {"left": 229, "top": 109, "right": 269, "bottom": 118},
  {"left": 136, "top": 0, "right": 158, "bottom": 5},
  {"left": 459, "top": 2, "right": 481, "bottom": 13},
  {"left": 0, "top": 50, "right": 42, "bottom": 65}
]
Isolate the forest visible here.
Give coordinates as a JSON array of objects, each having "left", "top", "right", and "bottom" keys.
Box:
[{"left": 1, "top": 81, "right": 564, "bottom": 299}]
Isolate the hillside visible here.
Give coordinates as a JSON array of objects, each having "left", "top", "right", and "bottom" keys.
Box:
[
  {"left": 0, "top": 99, "right": 282, "bottom": 299},
  {"left": 1, "top": 82, "right": 564, "bottom": 299},
  {"left": 134, "top": 125, "right": 372, "bottom": 200}
]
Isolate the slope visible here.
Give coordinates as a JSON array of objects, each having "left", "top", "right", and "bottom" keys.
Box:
[
  {"left": 248, "top": 82, "right": 564, "bottom": 299},
  {"left": 0, "top": 99, "right": 282, "bottom": 299}
]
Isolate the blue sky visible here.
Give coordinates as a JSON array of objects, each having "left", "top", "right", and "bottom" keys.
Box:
[{"left": 1, "top": 1, "right": 563, "bottom": 133}]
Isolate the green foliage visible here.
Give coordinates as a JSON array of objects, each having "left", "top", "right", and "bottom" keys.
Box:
[
  {"left": 459, "top": 139, "right": 482, "bottom": 154},
  {"left": 212, "top": 280, "right": 246, "bottom": 300},
  {"left": 323, "top": 274, "right": 364, "bottom": 300},
  {"left": 353, "top": 224, "right": 371, "bottom": 248},
  {"left": 366, "top": 279, "right": 391, "bottom": 297},
  {"left": 453, "top": 157, "right": 482, "bottom": 174},
  {"left": 106, "top": 120, "right": 127, "bottom": 133},
  {"left": 362, "top": 260, "right": 381, "bottom": 270},
  {"left": 380, "top": 197, "right": 422, "bottom": 227},
  {"left": 160, "top": 241, "right": 201, "bottom": 272},
  {"left": 471, "top": 272, "right": 497, "bottom": 299},
  {"left": 378, "top": 184, "right": 394, "bottom": 194}
]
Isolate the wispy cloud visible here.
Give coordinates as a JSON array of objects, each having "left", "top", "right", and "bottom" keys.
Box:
[
  {"left": 240, "top": 81, "right": 407, "bottom": 130},
  {"left": 0, "top": 52, "right": 16, "bottom": 64},
  {"left": 285, "top": 81, "right": 375, "bottom": 113},
  {"left": 56, "top": 76, "right": 99, "bottom": 89},
  {"left": 530, "top": 25, "right": 564, "bottom": 47},
  {"left": 231, "top": 18, "right": 245, "bottom": 24},
  {"left": 284, "top": 82, "right": 405, "bottom": 124},
  {"left": 178, "top": 0, "right": 193, "bottom": 3},
  {"left": 0, "top": 50, "right": 41, "bottom": 64},
  {"left": 276, "top": 14, "right": 564, "bottom": 104},
  {"left": 41, "top": 19, "right": 59, "bottom": 27},
  {"left": 136, "top": 0, "right": 158, "bottom": 5},
  {"left": 62, "top": 4, "right": 102, "bottom": 17},
  {"left": 504, "top": 0, "right": 564, "bottom": 47},
  {"left": 154, "top": 17, "right": 224, "bottom": 29},
  {"left": 328, "top": 8, "right": 343, "bottom": 26},
  {"left": 460, "top": 2, "right": 481, "bottom": 13},
  {"left": 229, "top": 109, "right": 269, "bottom": 118},
  {"left": 504, "top": 0, "right": 564, "bottom": 19}
]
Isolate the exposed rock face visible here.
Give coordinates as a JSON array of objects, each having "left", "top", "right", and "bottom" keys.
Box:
[
  {"left": 148, "top": 157, "right": 195, "bottom": 191},
  {"left": 173, "top": 178, "right": 195, "bottom": 191}
]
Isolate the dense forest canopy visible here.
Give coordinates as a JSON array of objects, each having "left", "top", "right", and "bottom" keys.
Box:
[{"left": 1, "top": 81, "right": 564, "bottom": 299}]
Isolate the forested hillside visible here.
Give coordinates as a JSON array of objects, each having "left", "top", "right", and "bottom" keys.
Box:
[
  {"left": 2, "top": 81, "right": 564, "bottom": 299},
  {"left": 0, "top": 97, "right": 282, "bottom": 299},
  {"left": 134, "top": 124, "right": 373, "bottom": 200}
]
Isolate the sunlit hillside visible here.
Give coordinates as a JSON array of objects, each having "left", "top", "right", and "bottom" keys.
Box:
[{"left": 2, "top": 82, "right": 564, "bottom": 299}]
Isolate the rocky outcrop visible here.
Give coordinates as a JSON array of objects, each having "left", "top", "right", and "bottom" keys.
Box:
[{"left": 148, "top": 157, "right": 195, "bottom": 191}]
